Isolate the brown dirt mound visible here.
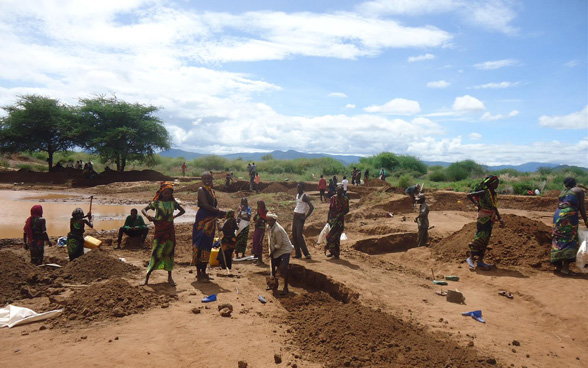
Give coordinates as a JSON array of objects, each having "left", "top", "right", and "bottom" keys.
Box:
[
  {"left": 281, "top": 292, "right": 503, "bottom": 368},
  {"left": 263, "top": 182, "right": 289, "bottom": 193},
  {"left": 0, "top": 250, "right": 57, "bottom": 305},
  {"left": 55, "top": 279, "right": 170, "bottom": 325},
  {"left": 432, "top": 214, "right": 552, "bottom": 270},
  {"left": 60, "top": 250, "right": 140, "bottom": 284}
]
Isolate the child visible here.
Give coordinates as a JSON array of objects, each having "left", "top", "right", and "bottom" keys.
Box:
[
  {"left": 23, "top": 205, "right": 53, "bottom": 265},
  {"left": 218, "top": 210, "right": 239, "bottom": 270},
  {"left": 67, "top": 208, "right": 93, "bottom": 261}
]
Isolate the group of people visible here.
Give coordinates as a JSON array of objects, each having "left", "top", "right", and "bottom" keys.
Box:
[{"left": 21, "top": 171, "right": 587, "bottom": 297}]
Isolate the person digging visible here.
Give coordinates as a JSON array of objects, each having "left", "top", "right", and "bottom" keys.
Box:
[{"left": 266, "top": 212, "right": 292, "bottom": 296}]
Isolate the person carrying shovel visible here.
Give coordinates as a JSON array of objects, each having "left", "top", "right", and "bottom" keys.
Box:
[{"left": 266, "top": 212, "right": 292, "bottom": 295}]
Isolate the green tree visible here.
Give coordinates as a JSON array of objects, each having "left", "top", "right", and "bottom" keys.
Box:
[
  {"left": 0, "top": 95, "right": 76, "bottom": 171},
  {"left": 78, "top": 96, "right": 170, "bottom": 172},
  {"left": 261, "top": 154, "right": 274, "bottom": 161}
]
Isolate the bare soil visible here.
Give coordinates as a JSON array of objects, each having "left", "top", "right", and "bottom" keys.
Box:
[{"left": 0, "top": 172, "right": 586, "bottom": 368}]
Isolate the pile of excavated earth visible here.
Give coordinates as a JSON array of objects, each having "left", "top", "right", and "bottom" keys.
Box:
[{"left": 1, "top": 170, "right": 586, "bottom": 368}]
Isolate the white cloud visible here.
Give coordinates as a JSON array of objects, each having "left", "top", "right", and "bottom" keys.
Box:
[
  {"left": 469, "top": 133, "right": 482, "bottom": 140},
  {"left": 474, "top": 59, "right": 520, "bottom": 70},
  {"left": 452, "top": 95, "right": 486, "bottom": 112},
  {"left": 329, "top": 92, "right": 348, "bottom": 98},
  {"left": 474, "top": 81, "right": 520, "bottom": 89},
  {"left": 408, "top": 53, "right": 435, "bottom": 62},
  {"left": 427, "top": 80, "right": 450, "bottom": 88},
  {"left": 539, "top": 106, "right": 588, "bottom": 130},
  {"left": 345, "top": 104, "right": 356, "bottom": 109},
  {"left": 407, "top": 137, "right": 588, "bottom": 167},
  {"left": 564, "top": 60, "right": 579, "bottom": 68},
  {"left": 357, "top": 0, "right": 519, "bottom": 34},
  {"left": 481, "top": 110, "right": 519, "bottom": 121},
  {"left": 364, "top": 98, "right": 421, "bottom": 115}
]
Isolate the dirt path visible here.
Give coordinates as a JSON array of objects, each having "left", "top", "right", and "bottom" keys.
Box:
[{"left": 1, "top": 181, "right": 586, "bottom": 368}]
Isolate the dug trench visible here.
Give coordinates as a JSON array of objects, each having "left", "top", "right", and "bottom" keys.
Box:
[{"left": 276, "top": 264, "right": 504, "bottom": 368}]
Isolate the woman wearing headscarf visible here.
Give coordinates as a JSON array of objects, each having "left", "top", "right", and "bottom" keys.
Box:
[
  {"left": 252, "top": 199, "right": 268, "bottom": 265},
  {"left": 142, "top": 182, "right": 185, "bottom": 286},
  {"left": 23, "top": 205, "right": 52, "bottom": 265},
  {"left": 192, "top": 172, "right": 226, "bottom": 282},
  {"left": 466, "top": 176, "right": 505, "bottom": 270},
  {"left": 551, "top": 177, "right": 588, "bottom": 275},
  {"left": 325, "top": 185, "right": 350, "bottom": 259},
  {"left": 218, "top": 210, "right": 239, "bottom": 270},
  {"left": 67, "top": 207, "right": 93, "bottom": 261},
  {"left": 235, "top": 197, "right": 252, "bottom": 259}
]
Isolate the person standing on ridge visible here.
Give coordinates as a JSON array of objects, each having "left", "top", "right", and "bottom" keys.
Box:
[
  {"left": 466, "top": 176, "right": 505, "bottom": 271},
  {"left": 318, "top": 175, "right": 327, "bottom": 202},
  {"left": 292, "top": 182, "right": 314, "bottom": 259}
]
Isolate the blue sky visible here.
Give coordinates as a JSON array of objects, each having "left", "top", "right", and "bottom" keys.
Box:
[{"left": 0, "top": 0, "right": 586, "bottom": 166}]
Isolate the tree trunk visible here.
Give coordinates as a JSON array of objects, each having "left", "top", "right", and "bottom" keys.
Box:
[
  {"left": 115, "top": 156, "right": 121, "bottom": 172},
  {"left": 47, "top": 151, "right": 54, "bottom": 172},
  {"left": 120, "top": 156, "right": 126, "bottom": 173}
]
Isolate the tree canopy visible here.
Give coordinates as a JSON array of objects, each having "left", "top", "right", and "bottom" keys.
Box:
[
  {"left": 0, "top": 95, "right": 76, "bottom": 171},
  {"left": 77, "top": 96, "right": 170, "bottom": 172}
]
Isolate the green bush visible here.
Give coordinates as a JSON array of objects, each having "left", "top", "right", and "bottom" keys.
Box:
[
  {"left": 397, "top": 175, "right": 412, "bottom": 189},
  {"left": 510, "top": 180, "right": 536, "bottom": 195},
  {"left": 191, "top": 155, "right": 229, "bottom": 171},
  {"left": 428, "top": 170, "right": 446, "bottom": 182},
  {"left": 446, "top": 164, "right": 469, "bottom": 181}
]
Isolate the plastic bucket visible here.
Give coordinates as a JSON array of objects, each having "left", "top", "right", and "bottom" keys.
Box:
[
  {"left": 209, "top": 248, "right": 220, "bottom": 267},
  {"left": 84, "top": 236, "right": 102, "bottom": 249}
]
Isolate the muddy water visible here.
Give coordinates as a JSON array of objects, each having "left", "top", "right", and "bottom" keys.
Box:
[{"left": 0, "top": 190, "right": 195, "bottom": 239}]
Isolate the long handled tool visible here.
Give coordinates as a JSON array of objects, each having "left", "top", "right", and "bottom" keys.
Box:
[
  {"left": 216, "top": 220, "right": 230, "bottom": 275},
  {"left": 88, "top": 195, "right": 93, "bottom": 216}
]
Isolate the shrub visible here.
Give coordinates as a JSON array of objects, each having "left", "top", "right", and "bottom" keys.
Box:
[
  {"left": 397, "top": 174, "right": 412, "bottom": 189},
  {"left": 428, "top": 170, "right": 446, "bottom": 182},
  {"left": 446, "top": 164, "right": 469, "bottom": 181}
]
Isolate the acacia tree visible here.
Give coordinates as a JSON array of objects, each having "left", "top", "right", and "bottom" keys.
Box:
[
  {"left": 0, "top": 95, "right": 76, "bottom": 171},
  {"left": 77, "top": 96, "right": 170, "bottom": 172}
]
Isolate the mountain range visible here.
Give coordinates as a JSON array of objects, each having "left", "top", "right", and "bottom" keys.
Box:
[{"left": 160, "top": 149, "right": 574, "bottom": 173}]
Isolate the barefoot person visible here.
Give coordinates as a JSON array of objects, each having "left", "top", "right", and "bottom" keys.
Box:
[
  {"left": 252, "top": 199, "right": 268, "bottom": 265},
  {"left": 218, "top": 210, "right": 239, "bottom": 270},
  {"left": 235, "top": 197, "right": 251, "bottom": 259},
  {"left": 466, "top": 176, "right": 505, "bottom": 270},
  {"left": 23, "top": 205, "right": 52, "bottom": 265},
  {"left": 292, "top": 182, "right": 314, "bottom": 259},
  {"left": 192, "top": 171, "right": 226, "bottom": 282},
  {"left": 266, "top": 212, "right": 292, "bottom": 295},
  {"left": 551, "top": 177, "right": 588, "bottom": 275},
  {"left": 142, "top": 182, "right": 185, "bottom": 286},
  {"left": 67, "top": 208, "right": 93, "bottom": 261},
  {"left": 325, "top": 185, "right": 349, "bottom": 259}
]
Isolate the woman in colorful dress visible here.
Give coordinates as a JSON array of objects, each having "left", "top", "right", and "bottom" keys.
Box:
[
  {"left": 218, "top": 210, "right": 239, "bottom": 270},
  {"left": 23, "top": 205, "right": 52, "bottom": 265},
  {"left": 67, "top": 208, "right": 93, "bottom": 261},
  {"left": 466, "top": 176, "right": 505, "bottom": 270},
  {"left": 551, "top": 177, "right": 588, "bottom": 275},
  {"left": 325, "top": 185, "right": 349, "bottom": 259},
  {"left": 142, "top": 182, "right": 185, "bottom": 286},
  {"left": 192, "top": 172, "right": 226, "bottom": 282},
  {"left": 252, "top": 199, "right": 268, "bottom": 265},
  {"left": 235, "top": 197, "right": 251, "bottom": 259}
]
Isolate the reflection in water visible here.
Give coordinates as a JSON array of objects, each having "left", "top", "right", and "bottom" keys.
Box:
[{"left": 0, "top": 190, "right": 195, "bottom": 239}]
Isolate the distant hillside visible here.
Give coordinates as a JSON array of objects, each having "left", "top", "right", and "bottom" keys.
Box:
[
  {"left": 161, "top": 149, "right": 580, "bottom": 172},
  {"left": 161, "top": 149, "right": 362, "bottom": 165}
]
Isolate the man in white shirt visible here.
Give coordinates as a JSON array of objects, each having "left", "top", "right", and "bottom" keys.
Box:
[
  {"left": 292, "top": 182, "right": 314, "bottom": 259},
  {"left": 266, "top": 212, "right": 293, "bottom": 295},
  {"left": 341, "top": 176, "right": 349, "bottom": 195}
]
